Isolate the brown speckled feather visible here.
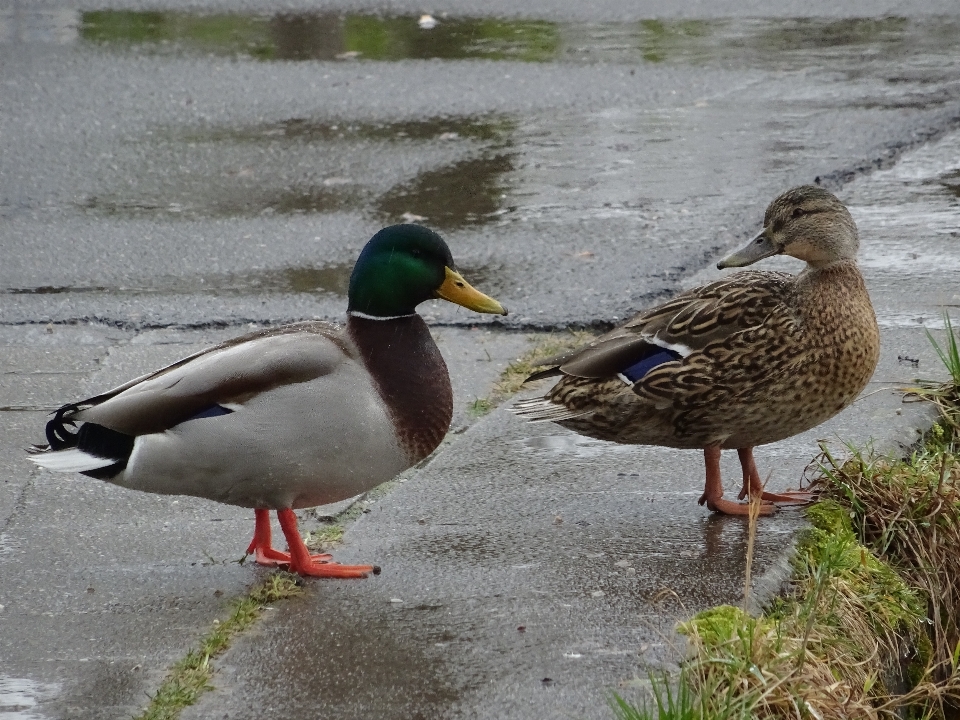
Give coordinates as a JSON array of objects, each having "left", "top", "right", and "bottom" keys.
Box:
[{"left": 515, "top": 186, "right": 880, "bottom": 455}]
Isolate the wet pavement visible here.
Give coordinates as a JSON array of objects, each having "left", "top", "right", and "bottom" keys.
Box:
[
  {"left": 4, "top": 7, "right": 960, "bottom": 329},
  {"left": 2, "top": 2, "right": 960, "bottom": 718}
]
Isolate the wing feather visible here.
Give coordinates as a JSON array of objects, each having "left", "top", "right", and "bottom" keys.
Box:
[
  {"left": 530, "top": 271, "right": 794, "bottom": 382},
  {"left": 70, "top": 322, "right": 351, "bottom": 436}
]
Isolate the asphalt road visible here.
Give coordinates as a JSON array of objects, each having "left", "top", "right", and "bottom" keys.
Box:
[{"left": 2, "top": 2, "right": 960, "bottom": 718}]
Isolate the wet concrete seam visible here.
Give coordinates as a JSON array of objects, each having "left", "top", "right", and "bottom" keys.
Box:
[{"left": 813, "top": 108, "right": 960, "bottom": 191}]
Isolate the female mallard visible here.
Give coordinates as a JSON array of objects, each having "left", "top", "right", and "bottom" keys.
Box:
[
  {"left": 29, "top": 224, "right": 506, "bottom": 577},
  {"left": 515, "top": 186, "right": 879, "bottom": 516}
]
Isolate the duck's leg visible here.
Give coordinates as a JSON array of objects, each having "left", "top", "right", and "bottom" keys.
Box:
[
  {"left": 277, "top": 509, "right": 379, "bottom": 579},
  {"left": 698, "top": 447, "right": 777, "bottom": 516},
  {"left": 735, "top": 448, "right": 813, "bottom": 505},
  {"left": 246, "top": 508, "right": 333, "bottom": 567}
]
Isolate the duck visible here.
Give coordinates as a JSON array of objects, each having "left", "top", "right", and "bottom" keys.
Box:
[
  {"left": 514, "top": 185, "right": 879, "bottom": 516},
  {"left": 29, "top": 224, "right": 507, "bottom": 577}
]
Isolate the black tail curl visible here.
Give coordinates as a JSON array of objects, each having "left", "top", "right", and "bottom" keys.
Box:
[
  {"left": 39, "top": 404, "right": 134, "bottom": 479},
  {"left": 45, "top": 404, "right": 82, "bottom": 450}
]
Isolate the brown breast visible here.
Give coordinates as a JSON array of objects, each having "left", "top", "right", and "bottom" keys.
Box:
[{"left": 347, "top": 315, "right": 453, "bottom": 464}]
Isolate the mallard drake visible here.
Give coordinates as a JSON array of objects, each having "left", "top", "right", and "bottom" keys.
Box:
[
  {"left": 29, "top": 224, "right": 506, "bottom": 577},
  {"left": 514, "top": 185, "right": 879, "bottom": 516}
]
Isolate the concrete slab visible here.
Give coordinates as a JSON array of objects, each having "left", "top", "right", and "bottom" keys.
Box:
[
  {"left": 177, "top": 128, "right": 960, "bottom": 720},
  {"left": 2, "top": 3, "right": 960, "bottom": 718},
  {"left": 0, "top": 325, "right": 532, "bottom": 719}
]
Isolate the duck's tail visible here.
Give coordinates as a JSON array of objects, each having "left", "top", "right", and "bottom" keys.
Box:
[
  {"left": 511, "top": 396, "right": 592, "bottom": 423},
  {"left": 28, "top": 404, "right": 133, "bottom": 479}
]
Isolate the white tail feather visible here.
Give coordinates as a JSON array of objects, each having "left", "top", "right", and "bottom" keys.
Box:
[
  {"left": 511, "top": 398, "right": 593, "bottom": 423},
  {"left": 29, "top": 449, "right": 117, "bottom": 473}
]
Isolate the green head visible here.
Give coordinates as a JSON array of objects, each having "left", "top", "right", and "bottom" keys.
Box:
[{"left": 348, "top": 224, "right": 507, "bottom": 318}]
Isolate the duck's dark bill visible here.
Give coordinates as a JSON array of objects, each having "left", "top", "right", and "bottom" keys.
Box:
[
  {"left": 436, "top": 267, "right": 507, "bottom": 315},
  {"left": 717, "top": 228, "right": 783, "bottom": 269}
]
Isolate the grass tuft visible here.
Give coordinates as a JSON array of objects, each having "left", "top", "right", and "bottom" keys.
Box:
[
  {"left": 304, "top": 524, "right": 345, "bottom": 551},
  {"left": 613, "top": 315, "right": 960, "bottom": 719},
  {"left": 135, "top": 573, "right": 302, "bottom": 720},
  {"left": 466, "top": 330, "right": 595, "bottom": 416}
]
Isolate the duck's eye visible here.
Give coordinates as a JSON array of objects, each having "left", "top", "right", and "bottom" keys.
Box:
[{"left": 791, "top": 207, "right": 806, "bottom": 218}]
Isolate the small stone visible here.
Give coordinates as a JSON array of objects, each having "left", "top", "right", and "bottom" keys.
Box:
[
  {"left": 614, "top": 560, "right": 630, "bottom": 568},
  {"left": 390, "top": 598, "right": 403, "bottom": 604},
  {"left": 626, "top": 567, "right": 637, "bottom": 576},
  {"left": 591, "top": 590, "right": 605, "bottom": 598}
]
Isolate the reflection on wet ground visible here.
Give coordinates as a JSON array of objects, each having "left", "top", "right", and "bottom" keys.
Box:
[
  {"left": 4, "top": 10, "right": 954, "bottom": 69},
  {"left": 941, "top": 169, "right": 960, "bottom": 198},
  {"left": 223, "top": 592, "right": 465, "bottom": 718},
  {"left": 0, "top": 675, "right": 56, "bottom": 719},
  {"left": 3, "top": 265, "right": 352, "bottom": 298},
  {"left": 846, "top": 129, "right": 960, "bottom": 307},
  {"left": 4, "top": 9, "right": 960, "bottom": 68},
  {"left": 519, "top": 434, "right": 633, "bottom": 458},
  {"left": 80, "top": 115, "right": 515, "bottom": 226},
  {"left": 377, "top": 154, "right": 514, "bottom": 229},
  {"left": 76, "top": 11, "right": 560, "bottom": 62},
  {"left": 182, "top": 117, "right": 512, "bottom": 145}
]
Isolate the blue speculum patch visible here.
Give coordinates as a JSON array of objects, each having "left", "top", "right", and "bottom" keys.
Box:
[{"left": 620, "top": 348, "right": 682, "bottom": 382}]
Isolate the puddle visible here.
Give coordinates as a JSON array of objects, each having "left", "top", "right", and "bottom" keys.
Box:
[
  {"left": 6, "top": 9, "right": 960, "bottom": 71},
  {"left": 0, "top": 675, "right": 57, "bottom": 719},
  {"left": 376, "top": 154, "right": 515, "bottom": 229},
  {"left": 72, "top": 11, "right": 559, "bottom": 62},
  {"left": 179, "top": 116, "right": 512, "bottom": 146},
  {"left": 0, "top": 10, "right": 947, "bottom": 71},
  {"left": 846, "top": 131, "right": 960, "bottom": 270},
  {"left": 839, "top": 128, "right": 960, "bottom": 329},
  {"left": 80, "top": 115, "right": 515, "bottom": 224},
  {"left": 939, "top": 169, "right": 960, "bottom": 199},
  {"left": 3, "top": 264, "right": 350, "bottom": 299},
  {"left": 80, "top": 186, "right": 363, "bottom": 218},
  {"left": 519, "top": 434, "right": 630, "bottom": 458}
]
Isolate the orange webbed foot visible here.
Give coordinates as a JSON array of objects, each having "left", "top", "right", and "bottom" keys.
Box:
[
  {"left": 288, "top": 558, "right": 381, "bottom": 579},
  {"left": 698, "top": 492, "right": 778, "bottom": 517},
  {"left": 737, "top": 488, "right": 813, "bottom": 505},
  {"left": 701, "top": 447, "right": 779, "bottom": 517},
  {"left": 277, "top": 508, "right": 379, "bottom": 579},
  {"left": 734, "top": 447, "right": 813, "bottom": 508},
  {"left": 246, "top": 508, "right": 365, "bottom": 576},
  {"left": 250, "top": 546, "right": 334, "bottom": 568}
]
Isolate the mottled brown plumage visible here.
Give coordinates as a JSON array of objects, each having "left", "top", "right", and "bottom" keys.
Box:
[{"left": 515, "top": 186, "right": 880, "bottom": 516}]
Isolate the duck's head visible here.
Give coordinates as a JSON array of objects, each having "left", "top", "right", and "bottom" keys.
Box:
[
  {"left": 717, "top": 185, "right": 859, "bottom": 271},
  {"left": 348, "top": 224, "right": 507, "bottom": 318}
]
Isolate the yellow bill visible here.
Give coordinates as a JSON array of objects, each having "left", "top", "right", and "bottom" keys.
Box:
[{"left": 435, "top": 267, "right": 507, "bottom": 315}]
